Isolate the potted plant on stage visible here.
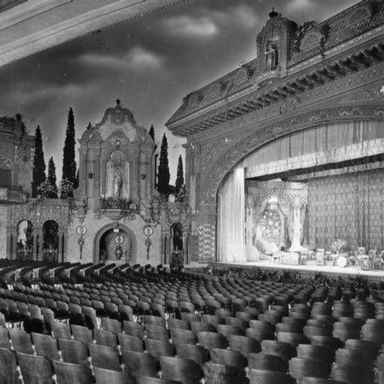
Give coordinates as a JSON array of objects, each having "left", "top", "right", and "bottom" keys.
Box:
[{"left": 331, "top": 239, "right": 348, "bottom": 267}]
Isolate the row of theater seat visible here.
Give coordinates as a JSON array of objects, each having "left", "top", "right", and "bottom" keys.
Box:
[{"left": 0, "top": 264, "right": 384, "bottom": 383}]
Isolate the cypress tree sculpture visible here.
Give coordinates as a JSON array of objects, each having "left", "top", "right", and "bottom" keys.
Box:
[
  {"left": 31, "top": 126, "right": 46, "bottom": 198},
  {"left": 61, "top": 107, "right": 77, "bottom": 198},
  {"left": 46, "top": 157, "right": 58, "bottom": 198},
  {"left": 175, "top": 155, "right": 184, "bottom": 193},
  {"left": 73, "top": 169, "right": 79, "bottom": 190},
  {"left": 149, "top": 124, "right": 158, "bottom": 152},
  {"left": 149, "top": 124, "right": 155, "bottom": 142},
  {"left": 157, "top": 133, "right": 170, "bottom": 195}
]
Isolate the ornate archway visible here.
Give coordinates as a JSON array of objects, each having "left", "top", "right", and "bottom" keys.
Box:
[
  {"left": 195, "top": 106, "right": 384, "bottom": 262},
  {"left": 93, "top": 223, "right": 137, "bottom": 264}
]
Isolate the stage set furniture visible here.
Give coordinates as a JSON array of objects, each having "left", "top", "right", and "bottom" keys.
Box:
[{"left": 270, "top": 247, "right": 384, "bottom": 271}]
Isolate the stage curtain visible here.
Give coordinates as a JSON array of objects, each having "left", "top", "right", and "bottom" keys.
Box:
[
  {"left": 243, "top": 120, "right": 384, "bottom": 170},
  {"left": 217, "top": 168, "right": 246, "bottom": 262},
  {"left": 308, "top": 169, "right": 384, "bottom": 251}
]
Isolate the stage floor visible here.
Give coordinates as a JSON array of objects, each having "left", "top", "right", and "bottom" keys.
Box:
[{"left": 197, "top": 260, "right": 384, "bottom": 283}]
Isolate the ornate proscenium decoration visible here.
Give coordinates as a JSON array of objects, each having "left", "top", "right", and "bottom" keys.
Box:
[
  {"left": 143, "top": 224, "right": 154, "bottom": 260},
  {"left": 76, "top": 225, "right": 87, "bottom": 259}
]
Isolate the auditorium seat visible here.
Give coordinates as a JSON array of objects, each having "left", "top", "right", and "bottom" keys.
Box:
[
  {"left": 170, "top": 328, "right": 196, "bottom": 345},
  {"left": 93, "top": 366, "right": 136, "bottom": 384},
  {"left": 58, "top": 338, "right": 89, "bottom": 365},
  {"left": 118, "top": 333, "right": 144, "bottom": 353},
  {"left": 260, "top": 340, "right": 296, "bottom": 361},
  {"left": 301, "top": 378, "right": 346, "bottom": 384},
  {"left": 310, "top": 335, "right": 343, "bottom": 352},
  {"left": 50, "top": 320, "right": 71, "bottom": 339},
  {"left": 174, "top": 343, "right": 210, "bottom": 367},
  {"left": 53, "top": 360, "right": 93, "bottom": 384},
  {"left": 122, "top": 350, "right": 160, "bottom": 379},
  {"left": 180, "top": 313, "right": 200, "bottom": 323},
  {"left": 248, "top": 369, "right": 295, "bottom": 384},
  {"left": 31, "top": 332, "right": 60, "bottom": 360},
  {"left": 9, "top": 329, "right": 33, "bottom": 354},
  {"left": 145, "top": 338, "right": 175, "bottom": 360},
  {"left": 17, "top": 351, "right": 54, "bottom": 384},
  {"left": 146, "top": 324, "right": 169, "bottom": 341},
  {"left": 344, "top": 339, "right": 380, "bottom": 361},
  {"left": 276, "top": 331, "right": 309, "bottom": 347},
  {"left": 334, "top": 348, "right": 373, "bottom": 368},
  {"left": 101, "top": 317, "right": 122, "bottom": 334},
  {"left": 71, "top": 324, "right": 93, "bottom": 344},
  {"left": 216, "top": 324, "right": 244, "bottom": 340},
  {"left": 118, "top": 305, "right": 134, "bottom": 321},
  {"left": 330, "top": 363, "right": 374, "bottom": 384},
  {"left": 296, "top": 344, "right": 335, "bottom": 365},
  {"left": 94, "top": 329, "right": 118, "bottom": 349},
  {"left": 197, "top": 331, "right": 228, "bottom": 349},
  {"left": 203, "top": 361, "right": 248, "bottom": 384},
  {"left": 88, "top": 343, "right": 121, "bottom": 371},
  {"left": 123, "top": 320, "right": 144, "bottom": 339},
  {"left": 209, "top": 348, "right": 247, "bottom": 368},
  {"left": 190, "top": 321, "right": 216, "bottom": 334},
  {"left": 304, "top": 325, "right": 332, "bottom": 340},
  {"left": 0, "top": 327, "right": 9, "bottom": 348},
  {"left": 0, "top": 347, "right": 19, "bottom": 384},
  {"left": 168, "top": 318, "right": 189, "bottom": 330},
  {"left": 289, "top": 357, "right": 331, "bottom": 382},
  {"left": 248, "top": 353, "right": 289, "bottom": 372},
  {"left": 202, "top": 314, "right": 223, "bottom": 326},
  {"left": 228, "top": 334, "right": 261, "bottom": 356},
  {"left": 160, "top": 356, "right": 203, "bottom": 384},
  {"left": 275, "top": 322, "right": 303, "bottom": 334}
]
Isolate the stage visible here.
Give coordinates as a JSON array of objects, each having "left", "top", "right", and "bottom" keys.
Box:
[{"left": 187, "top": 259, "right": 384, "bottom": 284}]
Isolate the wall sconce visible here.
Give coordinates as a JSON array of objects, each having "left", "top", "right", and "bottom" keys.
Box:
[
  {"left": 140, "top": 173, "right": 146, "bottom": 180},
  {"left": 88, "top": 173, "right": 93, "bottom": 179}
]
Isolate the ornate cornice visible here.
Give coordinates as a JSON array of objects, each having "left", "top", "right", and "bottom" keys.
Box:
[
  {"left": 186, "top": 57, "right": 384, "bottom": 144},
  {"left": 168, "top": 13, "right": 384, "bottom": 136}
]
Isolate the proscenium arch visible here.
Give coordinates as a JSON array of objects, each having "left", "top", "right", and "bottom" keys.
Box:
[
  {"left": 199, "top": 105, "right": 384, "bottom": 207},
  {"left": 93, "top": 223, "right": 138, "bottom": 264}
]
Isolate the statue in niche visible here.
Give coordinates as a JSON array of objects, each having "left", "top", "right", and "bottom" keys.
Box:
[
  {"left": 265, "top": 41, "right": 278, "bottom": 70},
  {"left": 106, "top": 150, "right": 129, "bottom": 199}
]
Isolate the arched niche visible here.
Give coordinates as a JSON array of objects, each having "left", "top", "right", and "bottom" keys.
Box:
[
  {"left": 16, "top": 220, "right": 33, "bottom": 260},
  {"left": 105, "top": 149, "right": 130, "bottom": 199},
  {"left": 93, "top": 223, "right": 137, "bottom": 264}
]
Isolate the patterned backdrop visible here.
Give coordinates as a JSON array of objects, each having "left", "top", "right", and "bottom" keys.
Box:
[{"left": 308, "top": 169, "right": 384, "bottom": 252}]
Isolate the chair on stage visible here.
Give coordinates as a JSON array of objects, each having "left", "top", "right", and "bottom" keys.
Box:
[{"left": 316, "top": 249, "right": 325, "bottom": 266}]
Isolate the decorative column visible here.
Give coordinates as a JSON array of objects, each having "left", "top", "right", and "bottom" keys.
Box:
[
  {"left": 11, "top": 231, "right": 17, "bottom": 260},
  {"left": 32, "top": 233, "right": 38, "bottom": 260},
  {"left": 6, "top": 230, "right": 12, "bottom": 259},
  {"left": 290, "top": 201, "right": 302, "bottom": 252},
  {"left": 196, "top": 203, "right": 217, "bottom": 263},
  {"left": 287, "top": 188, "right": 308, "bottom": 253},
  {"left": 58, "top": 231, "right": 63, "bottom": 262},
  {"left": 37, "top": 230, "right": 43, "bottom": 261},
  {"left": 62, "top": 232, "right": 67, "bottom": 262}
]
